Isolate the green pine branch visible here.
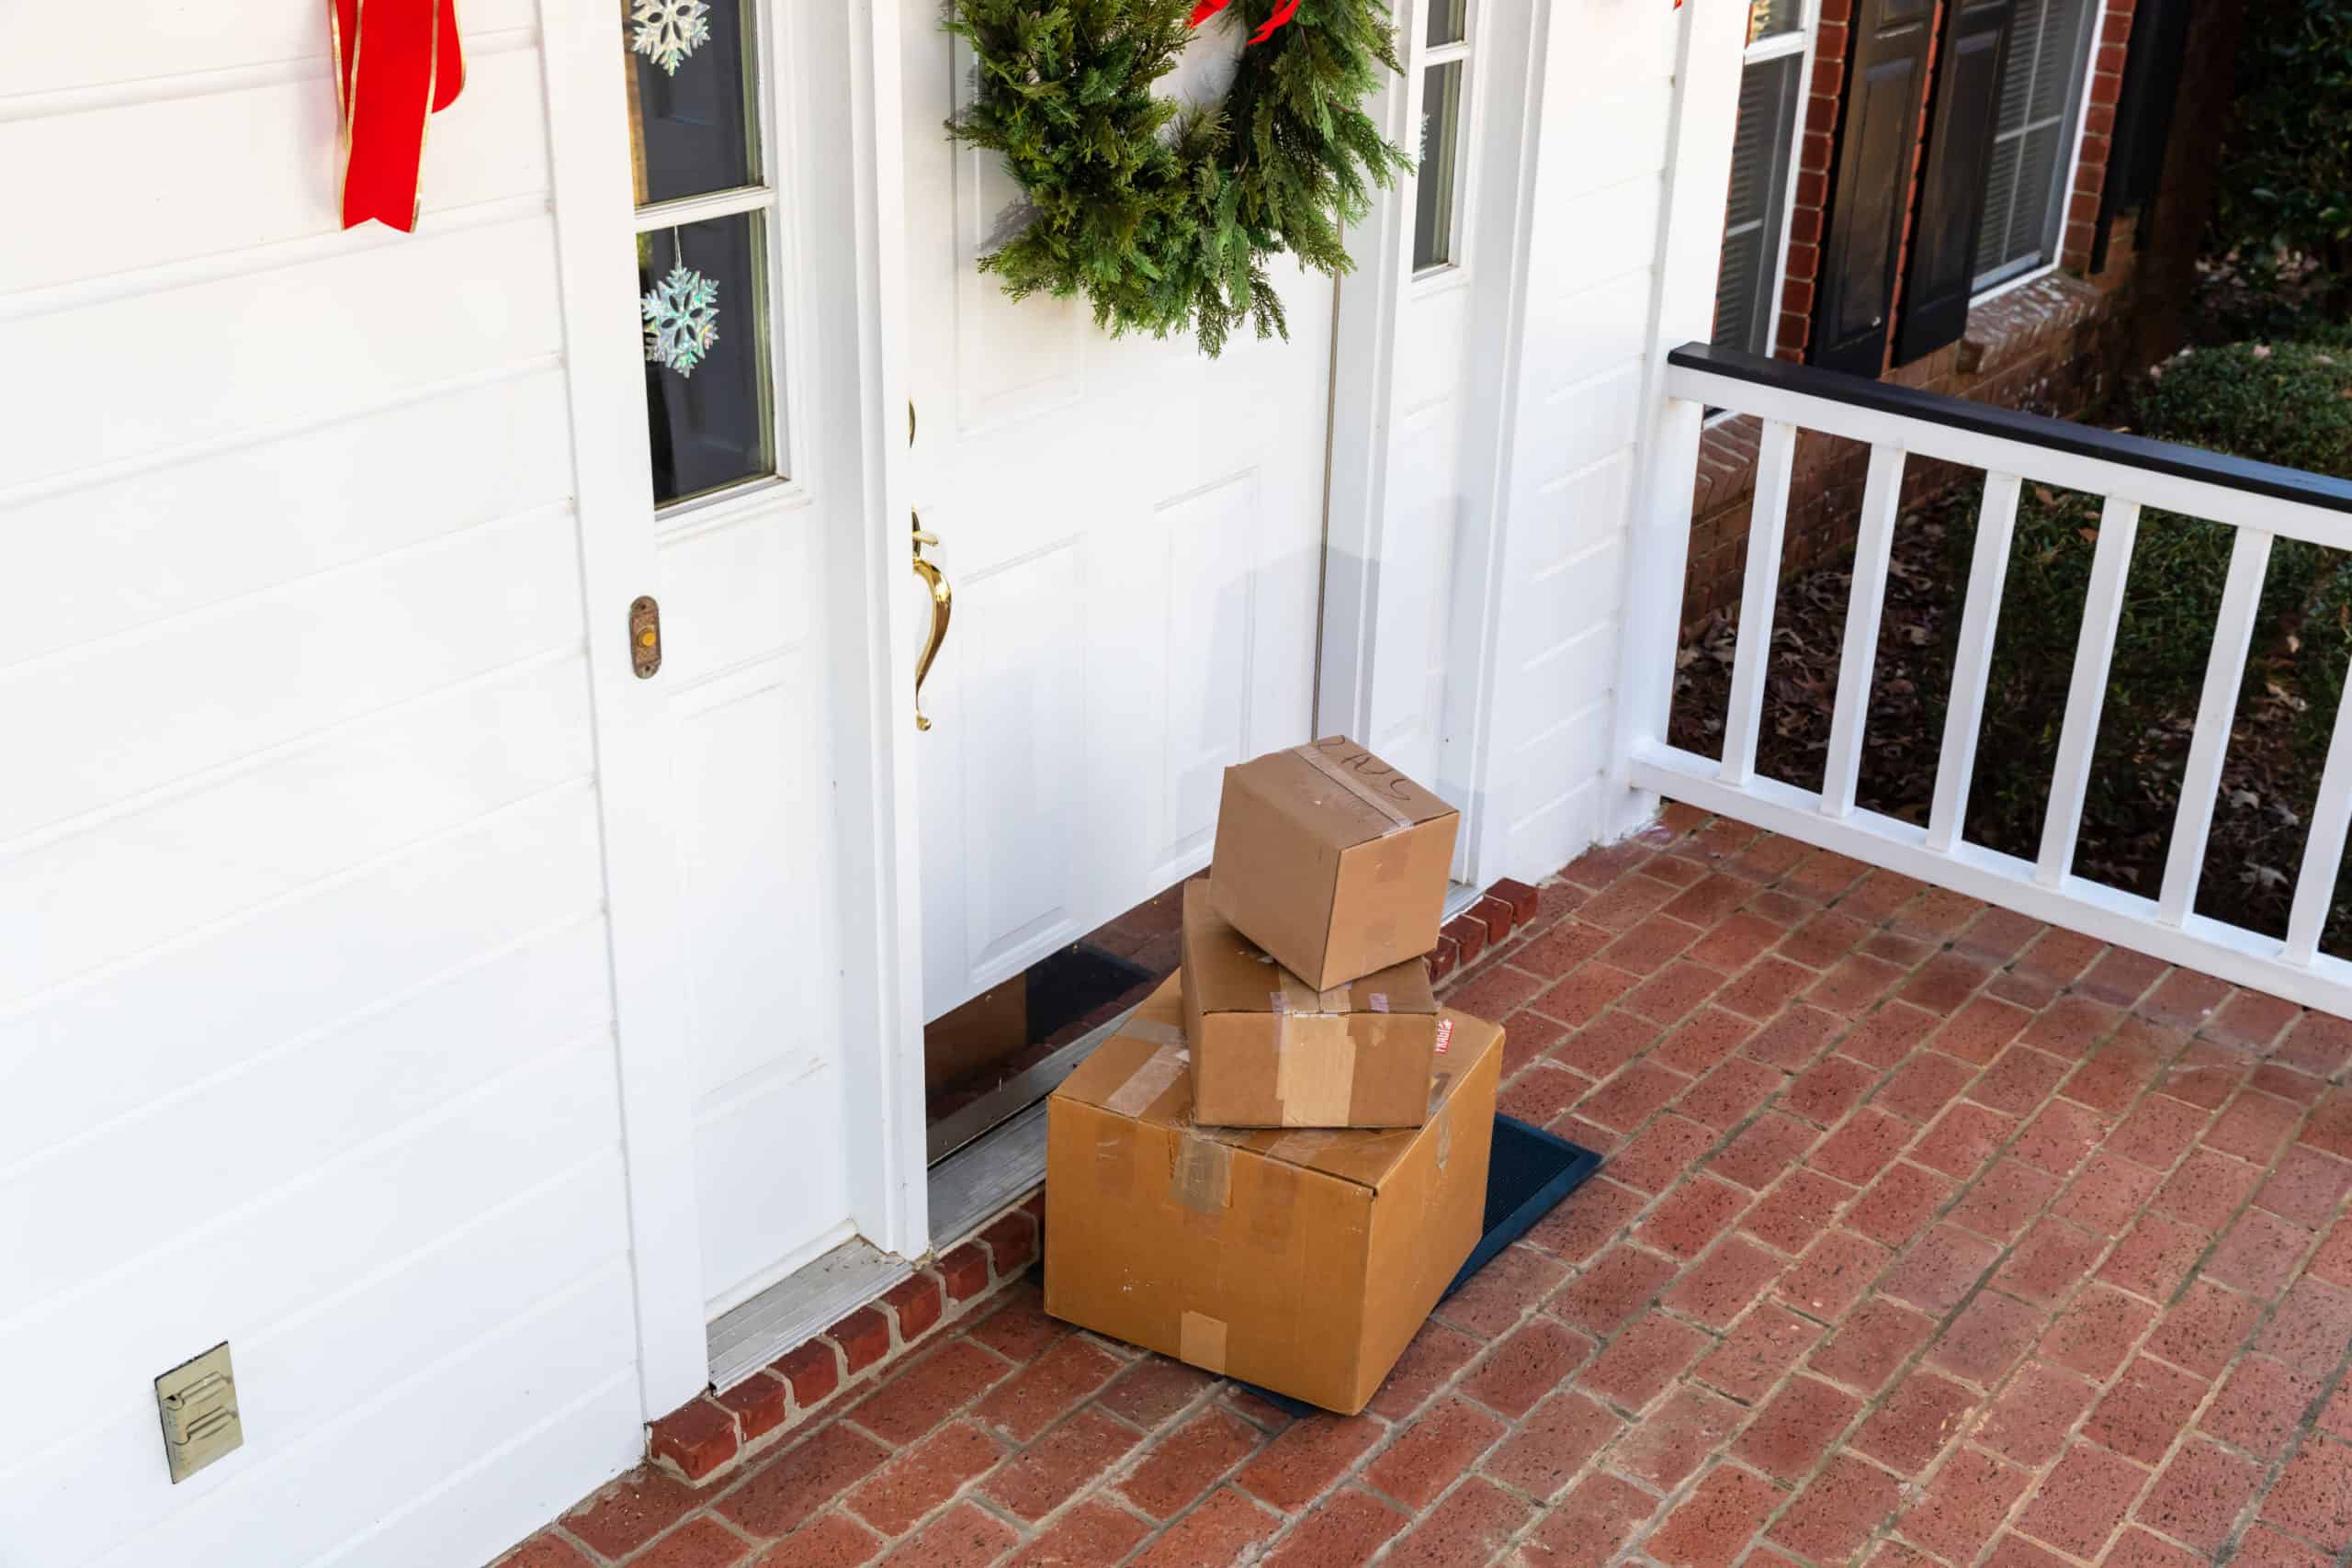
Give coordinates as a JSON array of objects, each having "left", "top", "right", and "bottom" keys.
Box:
[{"left": 945, "top": 0, "right": 1411, "bottom": 355}]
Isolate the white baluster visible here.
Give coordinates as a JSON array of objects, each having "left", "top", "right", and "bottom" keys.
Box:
[
  {"left": 2285, "top": 649, "right": 2352, "bottom": 964},
  {"left": 1720, "top": 420, "right": 1799, "bottom": 787},
  {"left": 2037, "top": 497, "right": 2141, "bottom": 887},
  {"left": 1927, "top": 473, "right": 2022, "bottom": 855},
  {"left": 2157, "top": 528, "right": 2274, "bottom": 926},
  {"left": 1821, "top": 444, "right": 1905, "bottom": 818}
]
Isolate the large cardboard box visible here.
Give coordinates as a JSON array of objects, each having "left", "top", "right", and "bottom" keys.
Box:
[
  {"left": 1045, "top": 974, "right": 1501, "bottom": 1414},
  {"left": 1208, "top": 738, "right": 1459, "bottom": 989},
  {"left": 1178, "top": 880, "right": 1440, "bottom": 1128}
]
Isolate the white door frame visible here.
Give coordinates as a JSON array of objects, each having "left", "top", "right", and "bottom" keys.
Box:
[
  {"left": 541, "top": 0, "right": 928, "bottom": 1420},
  {"left": 1320, "top": 0, "right": 1548, "bottom": 892},
  {"left": 540, "top": 0, "right": 707, "bottom": 1421}
]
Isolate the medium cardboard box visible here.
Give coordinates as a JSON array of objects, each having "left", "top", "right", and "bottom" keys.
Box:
[
  {"left": 1044, "top": 974, "right": 1501, "bottom": 1415},
  {"left": 1178, "top": 879, "right": 1440, "bottom": 1128},
  {"left": 1208, "top": 738, "right": 1459, "bottom": 989}
]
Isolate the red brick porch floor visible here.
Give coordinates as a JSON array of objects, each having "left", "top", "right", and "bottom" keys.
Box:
[{"left": 498, "top": 806, "right": 2352, "bottom": 1568}]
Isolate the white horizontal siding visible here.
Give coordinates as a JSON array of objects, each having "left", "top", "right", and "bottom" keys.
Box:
[
  {"left": 1, "top": 40, "right": 552, "bottom": 296},
  {"left": 1488, "top": 0, "right": 1678, "bottom": 882},
  {"left": 0, "top": 0, "right": 538, "bottom": 98},
  {"left": 0, "top": 6, "right": 643, "bottom": 1563}
]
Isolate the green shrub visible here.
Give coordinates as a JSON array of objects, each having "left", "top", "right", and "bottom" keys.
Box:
[
  {"left": 1941, "top": 339, "right": 2352, "bottom": 867},
  {"left": 2214, "top": 0, "right": 2352, "bottom": 277},
  {"left": 2126, "top": 340, "right": 2352, "bottom": 478}
]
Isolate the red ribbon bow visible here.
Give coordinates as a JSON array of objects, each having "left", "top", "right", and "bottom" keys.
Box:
[
  {"left": 1188, "top": 0, "right": 1302, "bottom": 45},
  {"left": 330, "top": 0, "right": 466, "bottom": 231}
]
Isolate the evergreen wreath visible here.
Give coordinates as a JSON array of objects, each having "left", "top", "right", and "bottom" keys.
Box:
[{"left": 944, "top": 0, "right": 1411, "bottom": 355}]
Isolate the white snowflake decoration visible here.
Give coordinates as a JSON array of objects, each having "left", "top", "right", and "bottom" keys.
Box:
[
  {"left": 642, "top": 265, "right": 721, "bottom": 377},
  {"left": 630, "top": 0, "right": 712, "bottom": 74}
]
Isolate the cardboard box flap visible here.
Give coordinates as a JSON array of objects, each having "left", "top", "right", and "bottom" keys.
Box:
[
  {"left": 1056, "top": 983, "right": 1193, "bottom": 1122},
  {"left": 1182, "top": 881, "right": 1437, "bottom": 1020},
  {"left": 1057, "top": 996, "right": 1501, "bottom": 1190},
  {"left": 1233, "top": 739, "right": 1457, "bottom": 853}
]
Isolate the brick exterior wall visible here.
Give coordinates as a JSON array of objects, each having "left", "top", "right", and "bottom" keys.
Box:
[
  {"left": 2060, "top": 0, "right": 2138, "bottom": 272},
  {"left": 1688, "top": 0, "right": 2246, "bottom": 630},
  {"left": 1774, "top": 0, "right": 1850, "bottom": 364}
]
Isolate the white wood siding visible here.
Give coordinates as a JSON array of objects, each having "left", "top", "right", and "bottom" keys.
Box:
[
  {"left": 0, "top": 7, "right": 644, "bottom": 1564},
  {"left": 1478, "top": 0, "right": 1682, "bottom": 883}
]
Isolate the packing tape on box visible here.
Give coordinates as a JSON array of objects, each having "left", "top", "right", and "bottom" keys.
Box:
[
  {"left": 1434, "top": 1101, "right": 1453, "bottom": 1170},
  {"left": 1290, "top": 742, "right": 1418, "bottom": 837},
  {"left": 1104, "top": 1042, "right": 1188, "bottom": 1118},
  {"left": 1367, "top": 992, "right": 1389, "bottom": 1013},
  {"left": 1275, "top": 1030, "right": 1355, "bottom": 1126},
  {"left": 1169, "top": 1132, "right": 1233, "bottom": 1214},
  {"left": 1267, "top": 979, "right": 1354, "bottom": 1125},
  {"left": 1180, "top": 1309, "right": 1228, "bottom": 1374},
  {"left": 1123, "top": 1018, "right": 1186, "bottom": 1049}
]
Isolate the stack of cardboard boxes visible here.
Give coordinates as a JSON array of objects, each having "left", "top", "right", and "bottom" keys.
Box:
[{"left": 1044, "top": 739, "right": 1510, "bottom": 1414}]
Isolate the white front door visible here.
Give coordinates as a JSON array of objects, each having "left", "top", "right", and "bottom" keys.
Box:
[{"left": 899, "top": 17, "right": 1340, "bottom": 1022}]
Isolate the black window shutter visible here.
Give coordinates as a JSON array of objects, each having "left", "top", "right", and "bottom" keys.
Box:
[
  {"left": 1716, "top": 55, "right": 1806, "bottom": 358},
  {"left": 1895, "top": 0, "right": 2017, "bottom": 363},
  {"left": 1812, "top": 0, "right": 1936, "bottom": 376},
  {"left": 2092, "top": 0, "right": 2189, "bottom": 271}
]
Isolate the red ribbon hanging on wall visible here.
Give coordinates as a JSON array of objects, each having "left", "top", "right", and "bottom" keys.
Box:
[
  {"left": 1188, "top": 0, "right": 1301, "bottom": 45},
  {"left": 330, "top": 0, "right": 466, "bottom": 231}
]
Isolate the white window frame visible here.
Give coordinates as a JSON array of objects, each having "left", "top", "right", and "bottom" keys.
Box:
[
  {"left": 628, "top": 0, "right": 808, "bottom": 527},
  {"left": 1967, "top": 0, "right": 2107, "bottom": 298},
  {"left": 1410, "top": 0, "right": 1477, "bottom": 284}
]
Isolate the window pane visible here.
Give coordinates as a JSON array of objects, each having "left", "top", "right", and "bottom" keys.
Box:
[
  {"left": 1427, "top": 0, "right": 1467, "bottom": 47},
  {"left": 1972, "top": 0, "right": 2092, "bottom": 287},
  {"left": 624, "top": 0, "right": 761, "bottom": 207},
  {"left": 1412, "top": 61, "right": 1464, "bottom": 271},
  {"left": 639, "top": 212, "right": 775, "bottom": 505},
  {"left": 1747, "top": 0, "right": 1801, "bottom": 43}
]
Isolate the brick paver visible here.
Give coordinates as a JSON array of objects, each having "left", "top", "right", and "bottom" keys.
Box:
[{"left": 498, "top": 810, "right": 2352, "bottom": 1568}]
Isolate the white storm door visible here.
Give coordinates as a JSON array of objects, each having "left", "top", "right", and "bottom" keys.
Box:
[{"left": 899, "top": 15, "right": 1340, "bottom": 1022}]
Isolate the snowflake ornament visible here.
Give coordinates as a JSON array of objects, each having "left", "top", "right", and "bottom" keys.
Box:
[
  {"left": 642, "top": 265, "right": 721, "bottom": 377},
  {"left": 630, "top": 0, "right": 712, "bottom": 74}
]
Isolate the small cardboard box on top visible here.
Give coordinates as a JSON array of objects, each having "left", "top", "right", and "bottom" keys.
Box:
[
  {"left": 1045, "top": 973, "right": 1501, "bottom": 1415},
  {"left": 1178, "top": 880, "right": 1441, "bottom": 1129},
  {"left": 1208, "top": 738, "right": 1459, "bottom": 990}
]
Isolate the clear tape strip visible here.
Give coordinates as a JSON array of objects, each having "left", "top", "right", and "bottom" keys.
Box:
[
  {"left": 1102, "top": 1042, "right": 1187, "bottom": 1117},
  {"left": 1290, "top": 742, "right": 1419, "bottom": 837}
]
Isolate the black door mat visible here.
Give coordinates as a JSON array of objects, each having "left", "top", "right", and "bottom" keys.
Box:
[
  {"left": 1236, "top": 1114, "right": 1605, "bottom": 1417},
  {"left": 1028, "top": 942, "right": 1159, "bottom": 1044}
]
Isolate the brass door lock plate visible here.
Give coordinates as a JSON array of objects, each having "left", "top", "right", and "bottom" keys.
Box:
[
  {"left": 629, "top": 595, "right": 662, "bottom": 679},
  {"left": 156, "top": 1342, "right": 241, "bottom": 1483}
]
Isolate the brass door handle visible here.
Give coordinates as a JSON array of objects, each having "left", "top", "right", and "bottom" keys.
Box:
[{"left": 911, "top": 514, "right": 952, "bottom": 731}]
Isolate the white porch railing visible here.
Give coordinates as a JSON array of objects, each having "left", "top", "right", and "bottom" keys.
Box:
[{"left": 1624, "top": 342, "right": 2352, "bottom": 1016}]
